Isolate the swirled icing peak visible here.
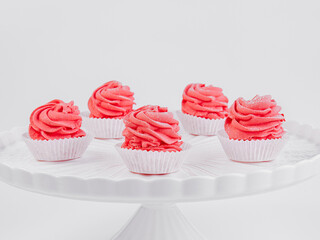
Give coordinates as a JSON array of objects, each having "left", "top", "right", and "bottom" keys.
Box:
[
  {"left": 182, "top": 83, "right": 229, "bottom": 119},
  {"left": 29, "top": 100, "right": 86, "bottom": 140},
  {"left": 88, "top": 81, "right": 135, "bottom": 118},
  {"left": 122, "top": 105, "right": 183, "bottom": 152},
  {"left": 225, "top": 95, "right": 285, "bottom": 140}
]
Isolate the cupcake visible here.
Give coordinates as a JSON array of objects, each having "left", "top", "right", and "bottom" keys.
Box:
[
  {"left": 218, "top": 95, "right": 288, "bottom": 162},
  {"left": 24, "top": 99, "right": 93, "bottom": 161},
  {"left": 116, "top": 105, "right": 190, "bottom": 174},
  {"left": 81, "top": 81, "right": 135, "bottom": 139},
  {"left": 177, "top": 83, "right": 229, "bottom": 135}
]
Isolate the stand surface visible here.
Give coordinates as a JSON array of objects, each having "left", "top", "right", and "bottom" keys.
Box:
[{"left": 0, "top": 121, "right": 319, "bottom": 240}]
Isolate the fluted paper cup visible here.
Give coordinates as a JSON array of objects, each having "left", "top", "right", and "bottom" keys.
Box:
[
  {"left": 115, "top": 143, "right": 191, "bottom": 174},
  {"left": 217, "top": 130, "right": 289, "bottom": 163},
  {"left": 81, "top": 111, "right": 124, "bottom": 139},
  {"left": 23, "top": 132, "right": 93, "bottom": 162},
  {"left": 177, "top": 111, "right": 226, "bottom": 136}
]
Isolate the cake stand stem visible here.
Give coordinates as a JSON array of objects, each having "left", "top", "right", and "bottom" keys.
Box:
[{"left": 111, "top": 203, "right": 206, "bottom": 240}]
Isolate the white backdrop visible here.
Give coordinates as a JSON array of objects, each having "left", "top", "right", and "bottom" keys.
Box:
[{"left": 0, "top": 0, "right": 320, "bottom": 239}]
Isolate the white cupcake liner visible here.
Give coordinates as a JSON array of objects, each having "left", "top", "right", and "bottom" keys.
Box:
[
  {"left": 176, "top": 111, "right": 226, "bottom": 136},
  {"left": 115, "top": 143, "right": 191, "bottom": 174},
  {"left": 81, "top": 112, "right": 125, "bottom": 139},
  {"left": 23, "top": 132, "right": 93, "bottom": 162},
  {"left": 217, "top": 130, "right": 289, "bottom": 163}
]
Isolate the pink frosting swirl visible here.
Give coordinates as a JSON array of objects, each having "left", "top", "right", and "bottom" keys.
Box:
[
  {"left": 225, "top": 95, "right": 285, "bottom": 140},
  {"left": 88, "top": 81, "right": 135, "bottom": 118},
  {"left": 122, "top": 105, "right": 183, "bottom": 152},
  {"left": 29, "top": 100, "right": 86, "bottom": 140},
  {"left": 182, "top": 83, "right": 229, "bottom": 119}
]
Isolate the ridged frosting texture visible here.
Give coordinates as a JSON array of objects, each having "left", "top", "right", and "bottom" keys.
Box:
[
  {"left": 225, "top": 95, "right": 285, "bottom": 140},
  {"left": 29, "top": 100, "right": 86, "bottom": 140},
  {"left": 88, "top": 81, "right": 134, "bottom": 118},
  {"left": 122, "top": 105, "right": 183, "bottom": 152},
  {"left": 182, "top": 83, "right": 229, "bottom": 119}
]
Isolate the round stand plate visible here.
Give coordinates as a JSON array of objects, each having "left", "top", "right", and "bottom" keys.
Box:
[
  {"left": 0, "top": 121, "right": 319, "bottom": 203},
  {"left": 0, "top": 121, "right": 319, "bottom": 240}
]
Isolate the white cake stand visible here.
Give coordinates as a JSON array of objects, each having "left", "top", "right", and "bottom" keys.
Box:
[{"left": 0, "top": 121, "right": 320, "bottom": 240}]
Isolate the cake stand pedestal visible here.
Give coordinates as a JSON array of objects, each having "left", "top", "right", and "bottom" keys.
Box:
[
  {"left": 0, "top": 121, "right": 320, "bottom": 240},
  {"left": 112, "top": 204, "right": 205, "bottom": 240}
]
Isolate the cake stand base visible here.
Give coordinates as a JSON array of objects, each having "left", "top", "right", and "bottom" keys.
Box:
[{"left": 112, "top": 204, "right": 206, "bottom": 240}]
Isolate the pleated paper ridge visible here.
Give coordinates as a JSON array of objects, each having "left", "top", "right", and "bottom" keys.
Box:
[
  {"left": 218, "top": 131, "right": 289, "bottom": 162},
  {"left": 23, "top": 133, "right": 93, "bottom": 161},
  {"left": 81, "top": 112, "right": 124, "bottom": 139},
  {"left": 177, "top": 111, "right": 225, "bottom": 136},
  {"left": 116, "top": 143, "right": 191, "bottom": 174}
]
